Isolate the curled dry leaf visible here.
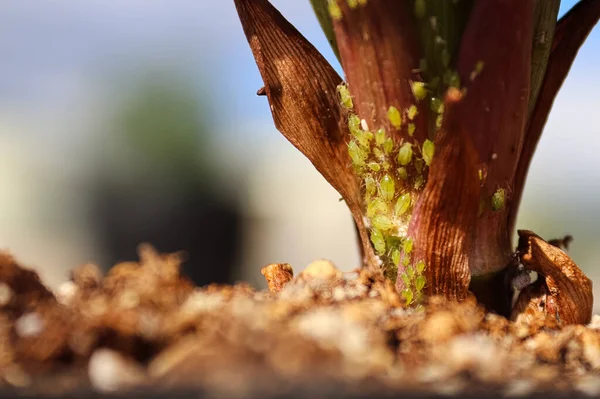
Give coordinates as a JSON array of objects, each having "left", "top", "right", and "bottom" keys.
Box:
[
  {"left": 511, "top": 230, "right": 593, "bottom": 325},
  {"left": 234, "top": 0, "right": 376, "bottom": 265},
  {"left": 402, "top": 91, "right": 480, "bottom": 300}
]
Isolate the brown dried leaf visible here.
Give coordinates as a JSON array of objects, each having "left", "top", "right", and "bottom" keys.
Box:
[
  {"left": 509, "top": 0, "right": 600, "bottom": 234},
  {"left": 402, "top": 92, "right": 480, "bottom": 300},
  {"left": 513, "top": 230, "right": 593, "bottom": 325},
  {"left": 234, "top": 0, "right": 376, "bottom": 265},
  {"left": 332, "top": 0, "right": 427, "bottom": 141},
  {"left": 455, "top": 0, "right": 534, "bottom": 276}
]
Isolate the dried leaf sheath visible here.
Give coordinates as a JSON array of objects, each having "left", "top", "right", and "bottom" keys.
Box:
[
  {"left": 234, "top": 0, "right": 377, "bottom": 265},
  {"left": 403, "top": 92, "right": 480, "bottom": 300}
]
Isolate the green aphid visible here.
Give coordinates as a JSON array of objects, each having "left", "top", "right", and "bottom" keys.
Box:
[
  {"left": 414, "top": 0, "right": 426, "bottom": 18},
  {"left": 397, "top": 167, "right": 408, "bottom": 180},
  {"left": 414, "top": 175, "right": 424, "bottom": 190},
  {"left": 372, "top": 215, "right": 394, "bottom": 231},
  {"left": 397, "top": 143, "right": 413, "bottom": 166},
  {"left": 422, "top": 139, "right": 435, "bottom": 166},
  {"left": 348, "top": 114, "right": 361, "bottom": 133},
  {"left": 387, "top": 106, "right": 402, "bottom": 129},
  {"left": 416, "top": 260, "right": 425, "bottom": 274},
  {"left": 365, "top": 175, "right": 377, "bottom": 196},
  {"left": 348, "top": 140, "right": 367, "bottom": 167},
  {"left": 415, "top": 275, "right": 426, "bottom": 291},
  {"left": 356, "top": 131, "right": 373, "bottom": 149},
  {"left": 368, "top": 162, "right": 381, "bottom": 172},
  {"left": 491, "top": 188, "right": 506, "bottom": 211},
  {"left": 383, "top": 138, "right": 394, "bottom": 155},
  {"left": 328, "top": 0, "right": 343, "bottom": 20},
  {"left": 470, "top": 60, "right": 485, "bottom": 81},
  {"left": 435, "top": 114, "right": 444, "bottom": 129},
  {"left": 370, "top": 228, "right": 386, "bottom": 254},
  {"left": 347, "top": 0, "right": 359, "bottom": 9},
  {"left": 391, "top": 248, "right": 401, "bottom": 266},
  {"left": 478, "top": 169, "right": 484, "bottom": 181},
  {"left": 402, "top": 254, "right": 411, "bottom": 267},
  {"left": 379, "top": 174, "right": 395, "bottom": 201},
  {"left": 443, "top": 70, "right": 461, "bottom": 88},
  {"left": 401, "top": 273, "right": 411, "bottom": 287},
  {"left": 382, "top": 161, "right": 391, "bottom": 171},
  {"left": 414, "top": 159, "right": 424, "bottom": 173},
  {"left": 403, "top": 237, "right": 414, "bottom": 254},
  {"left": 411, "top": 81, "right": 427, "bottom": 101},
  {"left": 394, "top": 193, "right": 411, "bottom": 216},
  {"left": 429, "top": 76, "right": 440, "bottom": 89},
  {"left": 430, "top": 97, "right": 443, "bottom": 114},
  {"left": 367, "top": 198, "right": 388, "bottom": 218},
  {"left": 407, "top": 105, "right": 418, "bottom": 120},
  {"left": 441, "top": 49, "right": 451, "bottom": 68},
  {"left": 375, "top": 128, "right": 386, "bottom": 145},
  {"left": 337, "top": 84, "right": 353, "bottom": 109},
  {"left": 373, "top": 147, "right": 384, "bottom": 158},
  {"left": 407, "top": 265, "right": 415, "bottom": 279},
  {"left": 402, "top": 288, "right": 413, "bottom": 305},
  {"left": 408, "top": 123, "right": 416, "bottom": 136}
]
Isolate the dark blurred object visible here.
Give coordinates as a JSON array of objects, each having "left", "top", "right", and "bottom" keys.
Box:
[
  {"left": 90, "top": 70, "right": 241, "bottom": 286},
  {"left": 92, "top": 184, "right": 241, "bottom": 286}
]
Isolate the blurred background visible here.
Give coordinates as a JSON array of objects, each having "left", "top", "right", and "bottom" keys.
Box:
[{"left": 0, "top": 1, "right": 598, "bottom": 304}]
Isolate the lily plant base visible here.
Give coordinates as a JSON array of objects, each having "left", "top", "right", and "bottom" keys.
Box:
[{"left": 0, "top": 245, "right": 599, "bottom": 397}]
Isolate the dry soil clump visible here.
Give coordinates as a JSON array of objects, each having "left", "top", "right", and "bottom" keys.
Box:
[{"left": 0, "top": 247, "right": 599, "bottom": 397}]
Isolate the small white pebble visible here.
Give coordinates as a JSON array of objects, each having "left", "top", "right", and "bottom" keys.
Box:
[
  {"left": 434, "top": 377, "right": 465, "bottom": 396},
  {"left": 576, "top": 375, "right": 600, "bottom": 396},
  {"left": 14, "top": 312, "right": 44, "bottom": 337},
  {"left": 0, "top": 282, "right": 13, "bottom": 306},
  {"left": 588, "top": 314, "right": 600, "bottom": 329},
  {"left": 417, "top": 364, "right": 452, "bottom": 383},
  {"left": 118, "top": 291, "right": 140, "bottom": 310},
  {"left": 390, "top": 308, "right": 408, "bottom": 318},
  {"left": 88, "top": 349, "right": 146, "bottom": 392},
  {"left": 333, "top": 286, "right": 347, "bottom": 302},
  {"left": 505, "top": 379, "right": 536, "bottom": 397},
  {"left": 137, "top": 311, "right": 160, "bottom": 340},
  {"left": 445, "top": 334, "right": 505, "bottom": 381},
  {"left": 181, "top": 291, "right": 224, "bottom": 315},
  {"left": 343, "top": 271, "right": 360, "bottom": 281},
  {"left": 2, "top": 365, "right": 31, "bottom": 387},
  {"left": 55, "top": 281, "right": 78, "bottom": 306},
  {"left": 302, "top": 260, "right": 340, "bottom": 280},
  {"left": 296, "top": 309, "right": 368, "bottom": 357}
]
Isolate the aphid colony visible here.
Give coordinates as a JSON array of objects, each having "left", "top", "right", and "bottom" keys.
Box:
[
  {"left": 338, "top": 83, "right": 429, "bottom": 305},
  {"left": 331, "top": 1, "right": 506, "bottom": 305},
  {"left": 327, "top": 0, "right": 368, "bottom": 20}
]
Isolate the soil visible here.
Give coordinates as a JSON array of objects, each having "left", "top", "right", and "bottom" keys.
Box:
[{"left": 0, "top": 245, "right": 599, "bottom": 398}]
